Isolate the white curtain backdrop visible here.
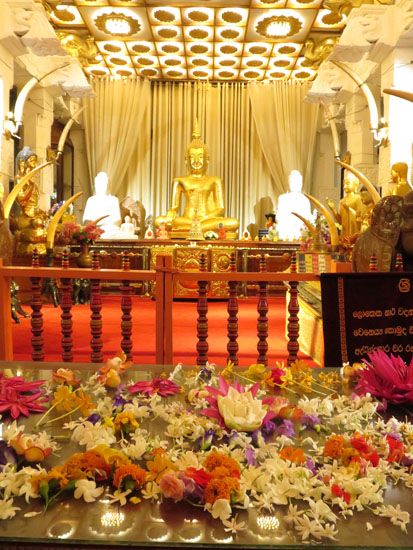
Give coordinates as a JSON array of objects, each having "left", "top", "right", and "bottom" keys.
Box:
[
  {"left": 83, "top": 77, "right": 151, "bottom": 196},
  {"left": 83, "top": 79, "right": 320, "bottom": 235},
  {"left": 248, "top": 81, "right": 320, "bottom": 196}
]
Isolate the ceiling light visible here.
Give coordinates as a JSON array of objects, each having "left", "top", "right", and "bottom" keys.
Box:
[
  {"left": 94, "top": 12, "right": 140, "bottom": 37},
  {"left": 256, "top": 15, "right": 302, "bottom": 39}
]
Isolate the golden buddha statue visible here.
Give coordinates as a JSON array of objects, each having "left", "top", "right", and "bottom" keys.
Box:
[
  {"left": 14, "top": 147, "right": 49, "bottom": 255},
  {"left": 0, "top": 182, "right": 14, "bottom": 265},
  {"left": 390, "top": 162, "right": 411, "bottom": 197},
  {"left": 327, "top": 171, "right": 363, "bottom": 238},
  {"left": 156, "top": 119, "right": 239, "bottom": 239},
  {"left": 358, "top": 186, "right": 374, "bottom": 232}
]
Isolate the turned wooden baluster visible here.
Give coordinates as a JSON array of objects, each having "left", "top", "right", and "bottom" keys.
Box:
[
  {"left": 90, "top": 251, "right": 103, "bottom": 362},
  {"left": 196, "top": 253, "right": 209, "bottom": 366},
  {"left": 120, "top": 252, "right": 133, "bottom": 361},
  {"left": 30, "top": 248, "right": 44, "bottom": 361},
  {"left": 287, "top": 252, "right": 299, "bottom": 366},
  {"left": 227, "top": 252, "right": 239, "bottom": 365},
  {"left": 257, "top": 254, "right": 268, "bottom": 366},
  {"left": 60, "top": 249, "right": 73, "bottom": 362},
  {"left": 369, "top": 254, "right": 377, "bottom": 272},
  {"left": 395, "top": 252, "right": 404, "bottom": 272}
]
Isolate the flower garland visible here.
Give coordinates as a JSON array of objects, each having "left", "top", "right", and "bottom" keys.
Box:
[{"left": 0, "top": 354, "right": 412, "bottom": 542}]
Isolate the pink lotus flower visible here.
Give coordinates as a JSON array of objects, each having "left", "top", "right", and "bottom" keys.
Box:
[
  {"left": 355, "top": 349, "right": 413, "bottom": 404},
  {"left": 0, "top": 374, "right": 48, "bottom": 419},
  {"left": 128, "top": 377, "right": 181, "bottom": 397}
]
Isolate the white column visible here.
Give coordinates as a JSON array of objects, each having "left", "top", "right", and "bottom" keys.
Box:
[
  {"left": 0, "top": 44, "right": 15, "bottom": 194},
  {"left": 70, "top": 127, "right": 90, "bottom": 221},
  {"left": 380, "top": 46, "right": 413, "bottom": 194},
  {"left": 22, "top": 86, "right": 54, "bottom": 210},
  {"left": 345, "top": 92, "right": 378, "bottom": 186}
]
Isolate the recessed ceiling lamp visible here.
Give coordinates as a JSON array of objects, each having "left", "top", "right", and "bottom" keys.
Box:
[
  {"left": 95, "top": 12, "right": 140, "bottom": 36},
  {"left": 256, "top": 15, "right": 302, "bottom": 39}
]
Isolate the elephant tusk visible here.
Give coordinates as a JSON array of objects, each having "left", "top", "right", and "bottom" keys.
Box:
[
  {"left": 304, "top": 193, "right": 340, "bottom": 247},
  {"left": 383, "top": 88, "right": 413, "bottom": 103},
  {"left": 3, "top": 161, "right": 54, "bottom": 219},
  {"left": 57, "top": 106, "right": 85, "bottom": 156},
  {"left": 291, "top": 212, "right": 317, "bottom": 236},
  {"left": 46, "top": 192, "right": 83, "bottom": 249}
]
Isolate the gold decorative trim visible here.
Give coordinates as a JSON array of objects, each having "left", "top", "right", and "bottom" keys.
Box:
[
  {"left": 256, "top": 15, "right": 302, "bottom": 39},
  {"left": 94, "top": 12, "right": 140, "bottom": 37},
  {"left": 337, "top": 276, "right": 348, "bottom": 363}
]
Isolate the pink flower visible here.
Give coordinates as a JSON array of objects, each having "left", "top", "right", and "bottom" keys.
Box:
[
  {"left": 159, "top": 473, "right": 185, "bottom": 501},
  {"left": 0, "top": 374, "right": 48, "bottom": 419},
  {"left": 128, "top": 378, "right": 181, "bottom": 397},
  {"left": 355, "top": 350, "right": 413, "bottom": 405}
]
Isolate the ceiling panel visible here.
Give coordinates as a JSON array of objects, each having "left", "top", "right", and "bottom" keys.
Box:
[{"left": 44, "top": 1, "right": 381, "bottom": 82}]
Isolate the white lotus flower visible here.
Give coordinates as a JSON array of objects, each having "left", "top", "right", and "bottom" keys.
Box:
[{"left": 217, "top": 387, "right": 266, "bottom": 432}]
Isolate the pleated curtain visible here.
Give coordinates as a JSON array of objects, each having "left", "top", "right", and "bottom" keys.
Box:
[
  {"left": 83, "top": 77, "right": 151, "bottom": 197},
  {"left": 83, "top": 78, "right": 320, "bottom": 235},
  {"left": 248, "top": 81, "right": 320, "bottom": 196}
]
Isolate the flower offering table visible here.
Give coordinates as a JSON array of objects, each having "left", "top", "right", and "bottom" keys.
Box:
[{"left": 0, "top": 359, "right": 412, "bottom": 549}]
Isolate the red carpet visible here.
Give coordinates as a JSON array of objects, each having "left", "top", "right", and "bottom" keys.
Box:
[{"left": 12, "top": 296, "right": 312, "bottom": 366}]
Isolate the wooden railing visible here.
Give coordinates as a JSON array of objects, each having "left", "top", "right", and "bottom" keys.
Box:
[{"left": 0, "top": 253, "right": 319, "bottom": 365}]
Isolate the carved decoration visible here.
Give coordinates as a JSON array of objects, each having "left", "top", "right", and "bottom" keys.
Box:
[
  {"left": 302, "top": 37, "right": 338, "bottom": 68},
  {"left": 56, "top": 32, "right": 99, "bottom": 66}
]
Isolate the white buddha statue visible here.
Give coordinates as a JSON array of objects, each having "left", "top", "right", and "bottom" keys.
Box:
[
  {"left": 119, "top": 215, "right": 138, "bottom": 239},
  {"left": 276, "top": 170, "right": 313, "bottom": 241},
  {"left": 83, "top": 171, "right": 122, "bottom": 239}
]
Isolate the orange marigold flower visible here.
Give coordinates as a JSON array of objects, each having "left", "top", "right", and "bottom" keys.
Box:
[
  {"left": 204, "top": 477, "right": 240, "bottom": 505},
  {"left": 146, "top": 451, "right": 177, "bottom": 482},
  {"left": 31, "top": 466, "right": 69, "bottom": 491},
  {"left": 323, "top": 435, "right": 346, "bottom": 459},
  {"left": 62, "top": 451, "right": 110, "bottom": 481},
  {"left": 279, "top": 446, "right": 306, "bottom": 464},
  {"left": 204, "top": 452, "right": 241, "bottom": 478},
  {"left": 113, "top": 464, "right": 147, "bottom": 489}
]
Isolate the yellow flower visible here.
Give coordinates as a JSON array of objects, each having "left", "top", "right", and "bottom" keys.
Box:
[
  {"left": 114, "top": 411, "right": 139, "bottom": 433},
  {"left": 221, "top": 361, "right": 235, "bottom": 380},
  {"left": 92, "top": 445, "right": 131, "bottom": 467}
]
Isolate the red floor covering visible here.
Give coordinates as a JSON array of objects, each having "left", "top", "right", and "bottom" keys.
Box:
[{"left": 12, "top": 296, "right": 312, "bottom": 366}]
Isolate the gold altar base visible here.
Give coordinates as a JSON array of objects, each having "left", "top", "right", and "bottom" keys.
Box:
[{"left": 171, "top": 230, "right": 239, "bottom": 240}]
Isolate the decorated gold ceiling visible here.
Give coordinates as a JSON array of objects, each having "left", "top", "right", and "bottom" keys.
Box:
[{"left": 43, "top": 1, "right": 376, "bottom": 82}]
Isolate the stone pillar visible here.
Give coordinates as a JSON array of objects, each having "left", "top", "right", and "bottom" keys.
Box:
[
  {"left": 0, "top": 43, "right": 15, "bottom": 194},
  {"left": 380, "top": 47, "right": 413, "bottom": 194},
  {"left": 312, "top": 127, "right": 341, "bottom": 204},
  {"left": 22, "top": 86, "right": 54, "bottom": 210},
  {"left": 345, "top": 91, "right": 378, "bottom": 187}
]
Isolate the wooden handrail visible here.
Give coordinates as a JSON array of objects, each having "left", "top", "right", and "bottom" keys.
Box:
[{"left": 0, "top": 254, "right": 320, "bottom": 364}]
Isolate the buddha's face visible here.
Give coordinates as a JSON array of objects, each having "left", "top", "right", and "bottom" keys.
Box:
[
  {"left": 343, "top": 174, "right": 358, "bottom": 194},
  {"left": 27, "top": 155, "right": 38, "bottom": 170},
  {"left": 289, "top": 170, "right": 302, "bottom": 193},
  {"left": 187, "top": 146, "right": 207, "bottom": 175},
  {"left": 360, "top": 189, "right": 372, "bottom": 206},
  {"left": 94, "top": 172, "right": 109, "bottom": 196}
]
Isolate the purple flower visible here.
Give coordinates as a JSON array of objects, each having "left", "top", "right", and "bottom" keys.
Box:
[
  {"left": 194, "top": 429, "right": 215, "bottom": 451},
  {"left": 301, "top": 414, "right": 321, "bottom": 429},
  {"left": 305, "top": 457, "right": 317, "bottom": 475},
  {"left": 0, "top": 441, "right": 17, "bottom": 471},
  {"left": 87, "top": 413, "right": 101, "bottom": 425},
  {"left": 251, "top": 429, "right": 265, "bottom": 448},
  {"left": 261, "top": 420, "right": 276, "bottom": 439},
  {"left": 246, "top": 446, "right": 256, "bottom": 466},
  {"left": 275, "top": 419, "right": 295, "bottom": 438}
]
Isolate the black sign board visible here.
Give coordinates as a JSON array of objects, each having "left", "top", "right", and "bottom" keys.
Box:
[{"left": 320, "top": 273, "right": 413, "bottom": 366}]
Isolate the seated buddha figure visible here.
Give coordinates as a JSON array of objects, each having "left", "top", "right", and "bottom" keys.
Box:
[
  {"left": 327, "top": 171, "right": 363, "bottom": 239},
  {"left": 83, "top": 171, "right": 122, "bottom": 239},
  {"left": 277, "top": 170, "right": 312, "bottom": 241},
  {"left": 390, "top": 162, "right": 411, "bottom": 197},
  {"left": 14, "top": 147, "right": 48, "bottom": 255},
  {"left": 155, "top": 119, "right": 239, "bottom": 239}
]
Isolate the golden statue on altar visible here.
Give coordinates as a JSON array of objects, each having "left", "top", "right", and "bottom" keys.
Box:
[
  {"left": 155, "top": 119, "right": 239, "bottom": 239},
  {"left": 327, "top": 171, "right": 363, "bottom": 239},
  {"left": 14, "top": 147, "right": 49, "bottom": 255},
  {"left": 390, "top": 162, "right": 411, "bottom": 197}
]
